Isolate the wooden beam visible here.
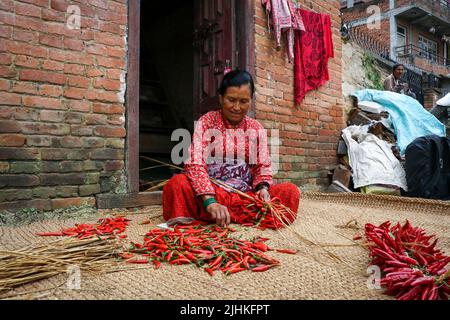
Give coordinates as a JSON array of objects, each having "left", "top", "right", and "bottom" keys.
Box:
[
  {"left": 411, "top": 13, "right": 433, "bottom": 25},
  {"left": 96, "top": 192, "right": 163, "bottom": 209},
  {"left": 237, "top": 0, "right": 256, "bottom": 118},
  {"left": 126, "top": 0, "right": 141, "bottom": 194}
]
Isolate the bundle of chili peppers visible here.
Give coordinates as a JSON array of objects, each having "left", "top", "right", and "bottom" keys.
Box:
[
  {"left": 36, "top": 216, "right": 130, "bottom": 240},
  {"left": 228, "top": 196, "right": 297, "bottom": 230},
  {"left": 123, "top": 221, "right": 298, "bottom": 275},
  {"left": 365, "top": 220, "right": 450, "bottom": 300}
]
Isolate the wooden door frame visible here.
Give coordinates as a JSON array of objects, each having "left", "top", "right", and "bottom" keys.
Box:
[{"left": 97, "top": 0, "right": 255, "bottom": 208}]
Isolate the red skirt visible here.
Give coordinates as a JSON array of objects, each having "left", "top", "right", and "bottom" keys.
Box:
[{"left": 162, "top": 174, "right": 301, "bottom": 225}]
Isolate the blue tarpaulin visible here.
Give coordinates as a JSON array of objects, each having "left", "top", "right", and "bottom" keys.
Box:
[{"left": 352, "top": 89, "right": 446, "bottom": 155}]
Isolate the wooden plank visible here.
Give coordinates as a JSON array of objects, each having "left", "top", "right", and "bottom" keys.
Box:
[
  {"left": 126, "top": 0, "right": 141, "bottom": 194},
  {"left": 237, "top": 0, "right": 256, "bottom": 118},
  {"left": 96, "top": 191, "right": 163, "bottom": 209}
]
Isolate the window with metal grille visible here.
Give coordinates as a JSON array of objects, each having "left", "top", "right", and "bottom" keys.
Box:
[{"left": 418, "top": 35, "right": 438, "bottom": 62}]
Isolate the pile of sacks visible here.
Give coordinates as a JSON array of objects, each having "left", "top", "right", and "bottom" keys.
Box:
[{"left": 328, "top": 89, "right": 448, "bottom": 198}]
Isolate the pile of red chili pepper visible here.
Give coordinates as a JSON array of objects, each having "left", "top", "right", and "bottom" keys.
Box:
[
  {"left": 123, "top": 221, "right": 297, "bottom": 275},
  {"left": 36, "top": 216, "right": 130, "bottom": 240},
  {"left": 229, "top": 196, "right": 297, "bottom": 230},
  {"left": 365, "top": 220, "right": 450, "bottom": 300}
]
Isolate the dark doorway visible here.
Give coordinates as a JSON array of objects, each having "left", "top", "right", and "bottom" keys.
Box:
[
  {"left": 139, "top": 1, "right": 195, "bottom": 192},
  {"left": 99, "top": 0, "right": 254, "bottom": 208}
]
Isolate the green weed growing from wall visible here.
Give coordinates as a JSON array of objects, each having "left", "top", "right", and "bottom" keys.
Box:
[{"left": 361, "top": 53, "right": 384, "bottom": 90}]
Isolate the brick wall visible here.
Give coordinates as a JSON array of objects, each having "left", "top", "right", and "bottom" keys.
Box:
[
  {"left": 343, "top": 0, "right": 450, "bottom": 76},
  {"left": 254, "top": 0, "right": 344, "bottom": 190},
  {"left": 0, "top": 0, "right": 127, "bottom": 212}
]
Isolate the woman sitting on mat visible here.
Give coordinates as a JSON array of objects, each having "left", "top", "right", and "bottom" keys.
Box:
[{"left": 163, "top": 69, "right": 300, "bottom": 227}]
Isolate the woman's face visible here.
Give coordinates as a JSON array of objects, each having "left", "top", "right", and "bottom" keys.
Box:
[{"left": 220, "top": 84, "right": 252, "bottom": 125}]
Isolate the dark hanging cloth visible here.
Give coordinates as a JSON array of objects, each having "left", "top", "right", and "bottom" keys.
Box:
[{"left": 294, "top": 9, "right": 334, "bottom": 105}]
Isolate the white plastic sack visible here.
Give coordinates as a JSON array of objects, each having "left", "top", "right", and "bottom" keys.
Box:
[
  {"left": 342, "top": 125, "right": 408, "bottom": 190},
  {"left": 436, "top": 92, "right": 450, "bottom": 107},
  {"left": 358, "top": 100, "right": 385, "bottom": 114}
]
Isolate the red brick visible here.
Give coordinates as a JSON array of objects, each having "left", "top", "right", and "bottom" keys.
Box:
[
  {"left": 20, "top": 70, "right": 66, "bottom": 85},
  {"left": 14, "top": 16, "right": 44, "bottom": 34},
  {"left": 94, "top": 126, "right": 126, "bottom": 138},
  {"left": 51, "top": 197, "right": 96, "bottom": 210},
  {"left": 94, "top": 32, "right": 125, "bottom": 46},
  {"left": 17, "top": 0, "right": 48, "bottom": 8},
  {"left": 0, "top": 79, "right": 10, "bottom": 91},
  {"left": 64, "top": 87, "right": 87, "bottom": 100},
  {"left": 98, "top": 21, "right": 123, "bottom": 34},
  {"left": 87, "top": 67, "right": 104, "bottom": 77},
  {"left": 42, "top": 60, "right": 64, "bottom": 71},
  {"left": 0, "top": 25, "right": 13, "bottom": 38},
  {"left": 87, "top": 90, "right": 122, "bottom": 103},
  {"left": 4, "top": 38, "right": 47, "bottom": 57},
  {"left": 106, "top": 69, "right": 122, "bottom": 79},
  {"left": 93, "top": 103, "right": 124, "bottom": 114},
  {"left": 50, "top": 0, "right": 68, "bottom": 12},
  {"left": 39, "top": 34, "right": 64, "bottom": 48},
  {"left": 63, "top": 112, "right": 84, "bottom": 124},
  {"left": 93, "top": 78, "right": 121, "bottom": 91},
  {"left": 86, "top": 43, "right": 108, "bottom": 56},
  {"left": 42, "top": 8, "right": 65, "bottom": 22},
  {"left": 21, "top": 122, "right": 70, "bottom": 135},
  {"left": 67, "top": 75, "right": 90, "bottom": 88},
  {"left": 40, "top": 110, "right": 64, "bottom": 122},
  {"left": 0, "top": 66, "right": 17, "bottom": 78},
  {"left": 0, "top": 148, "right": 40, "bottom": 160},
  {"left": 85, "top": 114, "right": 107, "bottom": 125},
  {"left": 64, "top": 38, "right": 84, "bottom": 51},
  {"left": 12, "top": 81, "right": 38, "bottom": 94},
  {"left": 107, "top": 115, "right": 124, "bottom": 126},
  {"left": 97, "top": 56, "right": 125, "bottom": 69},
  {"left": 39, "top": 84, "right": 63, "bottom": 97},
  {"left": 23, "top": 96, "right": 62, "bottom": 109},
  {"left": 66, "top": 100, "right": 90, "bottom": 112},
  {"left": 64, "top": 64, "right": 85, "bottom": 75},
  {"left": 12, "top": 28, "right": 38, "bottom": 42},
  {"left": 0, "top": 93, "right": 21, "bottom": 105},
  {"left": 0, "top": 133, "right": 26, "bottom": 146},
  {"left": 15, "top": 2, "right": 41, "bottom": 18},
  {"left": 0, "top": 53, "right": 12, "bottom": 65},
  {"left": 0, "top": 120, "right": 22, "bottom": 133},
  {"left": 15, "top": 55, "right": 40, "bottom": 68}
]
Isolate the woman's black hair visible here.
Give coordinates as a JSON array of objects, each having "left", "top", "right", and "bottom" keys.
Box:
[
  {"left": 393, "top": 63, "right": 404, "bottom": 72},
  {"left": 218, "top": 69, "right": 255, "bottom": 97}
]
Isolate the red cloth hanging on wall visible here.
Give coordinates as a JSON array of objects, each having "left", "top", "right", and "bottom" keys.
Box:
[{"left": 294, "top": 9, "right": 334, "bottom": 105}]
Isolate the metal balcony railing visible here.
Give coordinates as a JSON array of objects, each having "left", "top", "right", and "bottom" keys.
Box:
[
  {"left": 396, "top": 44, "right": 450, "bottom": 68},
  {"left": 348, "top": 27, "right": 390, "bottom": 60},
  {"left": 411, "top": 0, "right": 450, "bottom": 23}
]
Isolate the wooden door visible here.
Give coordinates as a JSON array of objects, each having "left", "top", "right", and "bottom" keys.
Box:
[{"left": 193, "top": 0, "right": 235, "bottom": 119}]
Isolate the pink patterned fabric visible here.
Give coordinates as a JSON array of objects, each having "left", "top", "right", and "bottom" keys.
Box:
[
  {"left": 261, "top": 0, "right": 305, "bottom": 62},
  {"left": 207, "top": 159, "right": 253, "bottom": 192},
  {"left": 184, "top": 110, "right": 273, "bottom": 196}
]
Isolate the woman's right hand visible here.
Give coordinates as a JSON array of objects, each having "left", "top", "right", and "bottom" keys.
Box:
[{"left": 206, "top": 202, "right": 231, "bottom": 227}]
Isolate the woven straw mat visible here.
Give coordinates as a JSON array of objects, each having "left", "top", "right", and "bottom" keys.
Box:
[{"left": 0, "top": 192, "right": 449, "bottom": 300}]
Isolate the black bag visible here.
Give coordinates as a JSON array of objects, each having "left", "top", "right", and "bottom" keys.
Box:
[{"left": 405, "top": 135, "right": 450, "bottom": 200}]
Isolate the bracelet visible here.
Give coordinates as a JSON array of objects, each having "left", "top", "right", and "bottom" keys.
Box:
[
  {"left": 203, "top": 197, "right": 217, "bottom": 209},
  {"left": 255, "top": 183, "right": 270, "bottom": 192}
]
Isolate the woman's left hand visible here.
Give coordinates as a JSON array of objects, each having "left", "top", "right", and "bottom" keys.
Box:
[{"left": 256, "top": 188, "right": 271, "bottom": 202}]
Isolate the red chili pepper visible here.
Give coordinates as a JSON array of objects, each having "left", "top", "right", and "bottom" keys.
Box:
[
  {"left": 226, "top": 267, "right": 245, "bottom": 275},
  {"left": 170, "top": 258, "right": 191, "bottom": 265},
  {"left": 126, "top": 259, "right": 149, "bottom": 264},
  {"left": 205, "top": 268, "right": 214, "bottom": 276},
  {"left": 275, "top": 249, "right": 298, "bottom": 254},
  {"left": 251, "top": 264, "right": 276, "bottom": 272},
  {"left": 36, "top": 232, "right": 64, "bottom": 237}
]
